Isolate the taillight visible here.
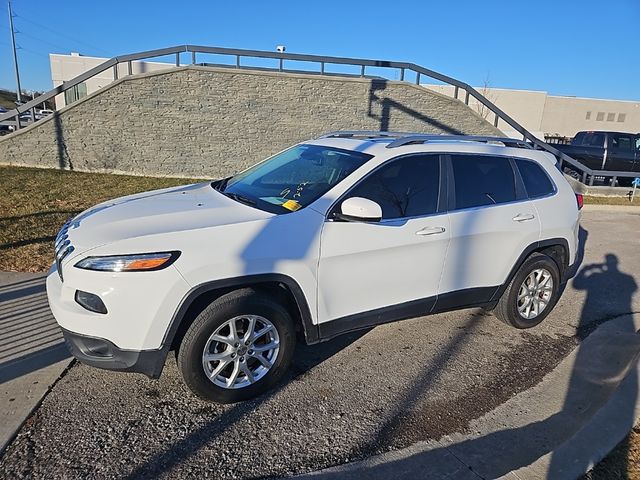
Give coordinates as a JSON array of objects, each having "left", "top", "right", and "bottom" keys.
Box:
[{"left": 576, "top": 193, "right": 584, "bottom": 210}]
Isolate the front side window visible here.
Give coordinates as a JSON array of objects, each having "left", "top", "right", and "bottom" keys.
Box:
[
  {"left": 343, "top": 154, "right": 440, "bottom": 220},
  {"left": 216, "top": 144, "right": 372, "bottom": 214},
  {"left": 589, "top": 133, "right": 605, "bottom": 147},
  {"left": 515, "top": 159, "right": 555, "bottom": 199},
  {"left": 451, "top": 155, "right": 516, "bottom": 210}
]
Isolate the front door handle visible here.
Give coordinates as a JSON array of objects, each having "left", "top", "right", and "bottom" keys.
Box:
[
  {"left": 416, "top": 226, "right": 446, "bottom": 236},
  {"left": 513, "top": 213, "right": 535, "bottom": 222}
]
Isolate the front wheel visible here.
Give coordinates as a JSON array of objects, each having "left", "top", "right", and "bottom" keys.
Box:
[
  {"left": 177, "top": 288, "right": 296, "bottom": 403},
  {"left": 492, "top": 253, "right": 561, "bottom": 328}
]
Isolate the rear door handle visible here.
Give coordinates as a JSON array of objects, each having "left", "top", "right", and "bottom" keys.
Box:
[
  {"left": 513, "top": 213, "right": 535, "bottom": 222},
  {"left": 416, "top": 226, "right": 446, "bottom": 236}
]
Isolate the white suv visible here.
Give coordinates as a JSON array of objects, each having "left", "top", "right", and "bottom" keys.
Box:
[{"left": 47, "top": 132, "right": 581, "bottom": 403}]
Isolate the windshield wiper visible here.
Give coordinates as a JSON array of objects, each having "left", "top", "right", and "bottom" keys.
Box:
[{"left": 223, "top": 192, "right": 257, "bottom": 207}]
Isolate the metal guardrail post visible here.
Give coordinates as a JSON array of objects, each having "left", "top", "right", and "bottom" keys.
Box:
[
  {"left": 400, "top": 68, "right": 405, "bottom": 81},
  {"left": 320, "top": 62, "right": 325, "bottom": 74},
  {"left": 279, "top": 58, "right": 283, "bottom": 71},
  {"left": 465, "top": 91, "right": 470, "bottom": 105},
  {"left": 612, "top": 176, "right": 618, "bottom": 186},
  {"left": 454, "top": 86, "right": 459, "bottom": 99},
  {"left": 493, "top": 114, "right": 499, "bottom": 127},
  {"left": 15, "top": 114, "right": 20, "bottom": 130},
  {"left": 589, "top": 175, "right": 595, "bottom": 186},
  {"left": 360, "top": 65, "right": 365, "bottom": 77},
  {"left": 236, "top": 55, "right": 240, "bottom": 68},
  {"left": 127, "top": 61, "right": 132, "bottom": 75},
  {"left": 192, "top": 51, "right": 196, "bottom": 64},
  {"left": 416, "top": 72, "right": 421, "bottom": 85},
  {"left": 175, "top": 52, "right": 180, "bottom": 66},
  {"left": 30, "top": 107, "right": 36, "bottom": 122},
  {"left": 582, "top": 171, "right": 587, "bottom": 183},
  {"left": 113, "top": 64, "right": 118, "bottom": 80}
]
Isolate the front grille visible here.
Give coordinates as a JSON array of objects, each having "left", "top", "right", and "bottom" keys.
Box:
[{"left": 54, "top": 222, "right": 75, "bottom": 281}]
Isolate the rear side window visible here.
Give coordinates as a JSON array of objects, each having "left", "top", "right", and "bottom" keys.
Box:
[
  {"left": 346, "top": 154, "right": 440, "bottom": 219},
  {"left": 451, "top": 155, "right": 516, "bottom": 209},
  {"left": 515, "top": 159, "right": 555, "bottom": 198},
  {"left": 611, "top": 134, "right": 633, "bottom": 151}
]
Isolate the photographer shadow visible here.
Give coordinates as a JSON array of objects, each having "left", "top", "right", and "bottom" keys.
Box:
[
  {"left": 314, "top": 229, "right": 640, "bottom": 479},
  {"left": 449, "top": 252, "right": 640, "bottom": 478}
]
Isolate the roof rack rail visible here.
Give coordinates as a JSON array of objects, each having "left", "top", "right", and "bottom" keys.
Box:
[
  {"left": 318, "top": 131, "right": 533, "bottom": 149},
  {"left": 385, "top": 135, "right": 532, "bottom": 149},
  {"left": 319, "top": 130, "right": 418, "bottom": 139}
]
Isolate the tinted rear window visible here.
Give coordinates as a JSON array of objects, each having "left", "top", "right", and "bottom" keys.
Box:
[
  {"left": 451, "top": 155, "right": 516, "bottom": 209},
  {"left": 516, "top": 159, "right": 555, "bottom": 198}
]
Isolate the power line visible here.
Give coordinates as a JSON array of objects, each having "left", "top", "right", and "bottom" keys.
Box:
[
  {"left": 15, "top": 29, "right": 72, "bottom": 53},
  {"left": 16, "top": 44, "right": 51, "bottom": 59},
  {"left": 14, "top": 12, "right": 112, "bottom": 56}
]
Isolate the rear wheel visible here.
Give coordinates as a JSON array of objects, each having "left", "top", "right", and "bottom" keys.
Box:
[
  {"left": 177, "top": 288, "right": 296, "bottom": 403},
  {"left": 492, "top": 253, "right": 561, "bottom": 328}
]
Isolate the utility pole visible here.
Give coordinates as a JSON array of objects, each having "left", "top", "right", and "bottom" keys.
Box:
[{"left": 8, "top": 0, "right": 22, "bottom": 104}]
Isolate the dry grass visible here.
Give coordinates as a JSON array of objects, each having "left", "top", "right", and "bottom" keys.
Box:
[
  {"left": 0, "top": 166, "right": 200, "bottom": 272},
  {"left": 585, "top": 425, "right": 640, "bottom": 479},
  {"left": 584, "top": 195, "right": 640, "bottom": 206}
]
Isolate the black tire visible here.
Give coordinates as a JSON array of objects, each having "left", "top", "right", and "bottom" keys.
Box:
[
  {"left": 177, "top": 288, "right": 296, "bottom": 403},
  {"left": 492, "top": 252, "right": 561, "bottom": 329}
]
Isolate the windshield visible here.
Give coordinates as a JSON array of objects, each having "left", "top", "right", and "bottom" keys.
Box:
[{"left": 214, "top": 144, "right": 372, "bottom": 214}]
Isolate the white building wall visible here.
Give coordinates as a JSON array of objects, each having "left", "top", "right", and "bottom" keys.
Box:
[{"left": 541, "top": 95, "right": 640, "bottom": 137}]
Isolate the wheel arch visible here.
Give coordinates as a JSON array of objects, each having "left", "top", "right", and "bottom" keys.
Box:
[
  {"left": 164, "top": 274, "right": 319, "bottom": 354},
  {"left": 491, "top": 238, "right": 570, "bottom": 303}
]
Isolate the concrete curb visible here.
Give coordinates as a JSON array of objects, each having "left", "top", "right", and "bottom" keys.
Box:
[
  {"left": 505, "top": 365, "right": 640, "bottom": 479},
  {"left": 297, "top": 314, "right": 640, "bottom": 480},
  {"left": 0, "top": 272, "right": 73, "bottom": 455}
]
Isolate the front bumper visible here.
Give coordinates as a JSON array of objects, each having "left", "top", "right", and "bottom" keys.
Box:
[
  {"left": 46, "top": 261, "right": 190, "bottom": 351},
  {"left": 62, "top": 328, "right": 167, "bottom": 378}
]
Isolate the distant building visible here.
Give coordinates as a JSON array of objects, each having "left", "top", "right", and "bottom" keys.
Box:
[
  {"left": 425, "top": 85, "right": 640, "bottom": 140},
  {"left": 49, "top": 52, "right": 640, "bottom": 140}
]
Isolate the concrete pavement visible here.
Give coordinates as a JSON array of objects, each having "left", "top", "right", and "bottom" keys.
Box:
[
  {"left": 0, "top": 272, "right": 71, "bottom": 454},
  {"left": 299, "top": 313, "right": 640, "bottom": 479}
]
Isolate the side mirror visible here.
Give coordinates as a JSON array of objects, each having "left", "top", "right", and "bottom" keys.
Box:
[{"left": 335, "top": 197, "right": 382, "bottom": 222}]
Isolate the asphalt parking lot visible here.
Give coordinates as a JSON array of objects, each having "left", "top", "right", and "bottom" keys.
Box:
[{"left": 1, "top": 208, "right": 639, "bottom": 479}]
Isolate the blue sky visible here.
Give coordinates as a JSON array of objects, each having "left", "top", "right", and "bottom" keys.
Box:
[{"left": 1, "top": 0, "right": 638, "bottom": 100}]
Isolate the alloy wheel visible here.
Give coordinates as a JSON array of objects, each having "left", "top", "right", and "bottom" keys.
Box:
[
  {"left": 517, "top": 268, "right": 554, "bottom": 320},
  {"left": 202, "top": 315, "right": 280, "bottom": 389}
]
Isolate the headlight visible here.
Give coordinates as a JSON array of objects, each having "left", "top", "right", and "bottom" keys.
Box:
[{"left": 74, "top": 251, "right": 180, "bottom": 272}]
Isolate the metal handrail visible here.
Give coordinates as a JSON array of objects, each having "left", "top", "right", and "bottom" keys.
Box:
[{"left": 0, "top": 44, "right": 632, "bottom": 185}]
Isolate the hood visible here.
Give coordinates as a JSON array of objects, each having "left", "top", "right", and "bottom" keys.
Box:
[{"left": 64, "top": 182, "right": 272, "bottom": 255}]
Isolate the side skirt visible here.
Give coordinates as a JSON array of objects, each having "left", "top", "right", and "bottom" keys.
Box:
[{"left": 317, "top": 286, "right": 497, "bottom": 342}]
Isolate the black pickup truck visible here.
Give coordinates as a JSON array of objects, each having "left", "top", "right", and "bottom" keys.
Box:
[{"left": 555, "top": 131, "right": 640, "bottom": 185}]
